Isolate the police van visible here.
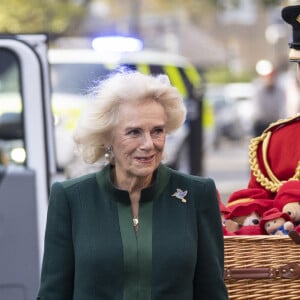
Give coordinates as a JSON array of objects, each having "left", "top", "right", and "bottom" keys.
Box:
[{"left": 0, "top": 35, "right": 213, "bottom": 299}]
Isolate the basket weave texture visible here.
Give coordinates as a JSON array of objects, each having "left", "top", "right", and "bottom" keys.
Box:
[{"left": 224, "top": 235, "right": 300, "bottom": 300}]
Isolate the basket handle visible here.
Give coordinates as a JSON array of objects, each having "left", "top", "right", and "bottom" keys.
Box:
[
  {"left": 288, "top": 230, "right": 300, "bottom": 245},
  {"left": 225, "top": 262, "right": 300, "bottom": 280}
]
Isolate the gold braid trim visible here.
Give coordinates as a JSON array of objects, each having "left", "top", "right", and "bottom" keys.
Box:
[
  {"left": 249, "top": 117, "right": 300, "bottom": 192},
  {"left": 261, "top": 132, "right": 281, "bottom": 185}
]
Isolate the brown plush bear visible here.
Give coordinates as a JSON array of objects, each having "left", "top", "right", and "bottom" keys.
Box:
[
  {"left": 260, "top": 207, "right": 294, "bottom": 235},
  {"left": 274, "top": 180, "right": 300, "bottom": 233}
]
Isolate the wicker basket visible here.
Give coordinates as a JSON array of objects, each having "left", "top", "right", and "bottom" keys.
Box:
[{"left": 224, "top": 235, "right": 300, "bottom": 300}]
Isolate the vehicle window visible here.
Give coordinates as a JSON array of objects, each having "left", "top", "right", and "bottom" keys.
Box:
[
  {"left": 50, "top": 62, "right": 113, "bottom": 177},
  {"left": 51, "top": 63, "right": 110, "bottom": 94},
  {"left": 0, "top": 49, "right": 24, "bottom": 166}
]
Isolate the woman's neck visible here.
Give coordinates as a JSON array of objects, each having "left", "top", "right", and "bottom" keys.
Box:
[{"left": 111, "top": 167, "right": 152, "bottom": 193}]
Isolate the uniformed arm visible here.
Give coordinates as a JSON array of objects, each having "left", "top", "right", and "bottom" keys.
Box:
[
  {"left": 193, "top": 178, "right": 228, "bottom": 300},
  {"left": 37, "top": 182, "right": 74, "bottom": 299}
]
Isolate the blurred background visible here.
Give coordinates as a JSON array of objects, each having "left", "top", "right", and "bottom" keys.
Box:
[
  {"left": 1, "top": 0, "right": 295, "bottom": 71},
  {"left": 1, "top": 0, "right": 300, "bottom": 202}
]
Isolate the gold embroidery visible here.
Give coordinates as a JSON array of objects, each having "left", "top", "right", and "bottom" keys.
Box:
[{"left": 249, "top": 115, "right": 300, "bottom": 192}]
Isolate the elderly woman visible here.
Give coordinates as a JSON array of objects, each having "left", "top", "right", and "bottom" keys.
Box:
[{"left": 37, "top": 71, "right": 228, "bottom": 300}]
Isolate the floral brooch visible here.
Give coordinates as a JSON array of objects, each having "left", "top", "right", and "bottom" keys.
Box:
[{"left": 172, "top": 188, "right": 188, "bottom": 203}]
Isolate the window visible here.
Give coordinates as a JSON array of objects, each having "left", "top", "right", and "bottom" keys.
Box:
[{"left": 0, "top": 49, "right": 25, "bottom": 166}]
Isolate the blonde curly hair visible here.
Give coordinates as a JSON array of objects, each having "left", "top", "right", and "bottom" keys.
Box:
[{"left": 73, "top": 70, "right": 187, "bottom": 164}]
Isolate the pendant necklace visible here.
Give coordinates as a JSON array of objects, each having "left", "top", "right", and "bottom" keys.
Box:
[{"left": 133, "top": 217, "right": 139, "bottom": 227}]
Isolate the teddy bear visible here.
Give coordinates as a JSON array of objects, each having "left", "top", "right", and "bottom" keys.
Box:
[
  {"left": 259, "top": 207, "right": 294, "bottom": 235},
  {"left": 274, "top": 180, "right": 300, "bottom": 233},
  {"left": 225, "top": 211, "right": 263, "bottom": 235},
  {"left": 224, "top": 188, "right": 273, "bottom": 235}
]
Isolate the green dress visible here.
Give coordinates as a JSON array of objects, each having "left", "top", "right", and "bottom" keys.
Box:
[{"left": 37, "top": 164, "right": 228, "bottom": 300}]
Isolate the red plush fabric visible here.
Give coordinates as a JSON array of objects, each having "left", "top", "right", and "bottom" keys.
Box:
[
  {"left": 217, "top": 188, "right": 231, "bottom": 219},
  {"left": 259, "top": 207, "right": 291, "bottom": 234},
  {"left": 295, "top": 225, "right": 300, "bottom": 234},
  {"left": 274, "top": 180, "right": 300, "bottom": 211},
  {"left": 234, "top": 225, "right": 263, "bottom": 235},
  {"left": 226, "top": 188, "right": 273, "bottom": 218},
  {"left": 222, "top": 226, "right": 236, "bottom": 236}
]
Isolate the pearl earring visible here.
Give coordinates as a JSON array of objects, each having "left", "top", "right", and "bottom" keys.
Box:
[{"left": 104, "top": 145, "right": 113, "bottom": 161}]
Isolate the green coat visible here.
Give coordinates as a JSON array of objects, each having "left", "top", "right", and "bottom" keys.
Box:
[{"left": 37, "top": 164, "right": 228, "bottom": 300}]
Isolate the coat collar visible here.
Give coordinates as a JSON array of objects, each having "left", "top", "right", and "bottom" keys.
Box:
[{"left": 95, "top": 163, "right": 171, "bottom": 204}]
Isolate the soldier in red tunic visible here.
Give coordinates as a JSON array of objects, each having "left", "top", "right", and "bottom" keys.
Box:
[{"left": 247, "top": 5, "right": 300, "bottom": 199}]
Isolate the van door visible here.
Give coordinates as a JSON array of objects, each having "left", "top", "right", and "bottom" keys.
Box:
[{"left": 0, "top": 35, "right": 56, "bottom": 300}]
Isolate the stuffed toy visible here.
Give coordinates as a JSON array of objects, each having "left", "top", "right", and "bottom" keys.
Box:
[
  {"left": 248, "top": 114, "right": 300, "bottom": 198},
  {"left": 259, "top": 207, "right": 294, "bottom": 235},
  {"left": 224, "top": 188, "right": 273, "bottom": 235},
  {"left": 216, "top": 189, "right": 235, "bottom": 236},
  {"left": 274, "top": 180, "right": 300, "bottom": 233}
]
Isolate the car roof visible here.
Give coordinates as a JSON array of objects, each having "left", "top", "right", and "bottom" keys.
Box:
[
  {"left": 48, "top": 48, "right": 192, "bottom": 68},
  {"left": 48, "top": 48, "right": 203, "bottom": 98}
]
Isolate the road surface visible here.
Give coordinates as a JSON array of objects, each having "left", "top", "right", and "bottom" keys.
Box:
[{"left": 203, "top": 137, "right": 251, "bottom": 204}]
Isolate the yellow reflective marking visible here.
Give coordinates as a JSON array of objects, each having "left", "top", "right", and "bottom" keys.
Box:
[
  {"left": 184, "top": 64, "right": 201, "bottom": 87},
  {"left": 136, "top": 64, "right": 151, "bottom": 75},
  {"left": 104, "top": 63, "right": 118, "bottom": 70},
  {"left": 52, "top": 106, "right": 83, "bottom": 132},
  {"left": 163, "top": 65, "right": 187, "bottom": 97},
  {"left": 202, "top": 99, "right": 215, "bottom": 128}
]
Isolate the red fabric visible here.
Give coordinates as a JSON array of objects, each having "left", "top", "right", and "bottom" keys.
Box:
[
  {"left": 219, "top": 198, "right": 231, "bottom": 216},
  {"left": 234, "top": 225, "right": 263, "bottom": 235},
  {"left": 259, "top": 207, "right": 291, "bottom": 233},
  {"left": 248, "top": 116, "right": 300, "bottom": 196},
  {"left": 217, "top": 189, "right": 231, "bottom": 218},
  {"left": 295, "top": 225, "right": 300, "bottom": 234},
  {"left": 222, "top": 226, "right": 236, "bottom": 236},
  {"left": 274, "top": 180, "right": 300, "bottom": 211},
  {"left": 227, "top": 188, "right": 269, "bottom": 202},
  {"left": 226, "top": 188, "right": 273, "bottom": 218}
]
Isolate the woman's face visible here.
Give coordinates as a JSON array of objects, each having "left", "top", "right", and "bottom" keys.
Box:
[{"left": 112, "top": 100, "right": 167, "bottom": 182}]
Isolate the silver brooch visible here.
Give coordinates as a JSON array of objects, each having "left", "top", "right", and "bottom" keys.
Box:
[{"left": 172, "top": 188, "right": 188, "bottom": 203}]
